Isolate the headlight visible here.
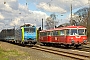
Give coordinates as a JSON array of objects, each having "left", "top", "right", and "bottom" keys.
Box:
[{"left": 83, "top": 40, "right": 87, "bottom": 43}]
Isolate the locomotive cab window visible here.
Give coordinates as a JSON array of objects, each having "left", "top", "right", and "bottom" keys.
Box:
[
  {"left": 70, "top": 29, "right": 86, "bottom": 35},
  {"left": 78, "top": 29, "right": 86, "bottom": 35},
  {"left": 71, "top": 29, "right": 77, "bottom": 35},
  {"left": 24, "top": 28, "right": 35, "bottom": 33}
]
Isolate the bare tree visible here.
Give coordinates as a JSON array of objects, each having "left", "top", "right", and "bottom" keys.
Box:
[
  {"left": 50, "top": 13, "right": 56, "bottom": 20},
  {"left": 73, "top": 7, "right": 88, "bottom": 27},
  {"left": 45, "top": 17, "right": 54, "bottom": 29},
  {"left": 45, "top": 13, "right": 58, "bottom": 29}
]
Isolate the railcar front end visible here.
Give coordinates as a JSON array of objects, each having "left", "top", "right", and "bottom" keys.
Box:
[{"left": 65, "top": 28, "right": 87, "bottom": 47}]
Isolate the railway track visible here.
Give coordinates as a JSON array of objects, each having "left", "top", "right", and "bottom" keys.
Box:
[
  {"left": 71, "top": 44, "right": 90, "bottom": 52},
  {"left": 31, "top": 45, "right": 90, "bottom": 60},
  {"left": 5, "top": 41, "right": 90, "bottom": 60},
  {"left": 1, "top": 41, "right": 90, "bottom": 60},
  {"left": 79, "top": 46, "right": 90, "bottom": 52},
  {"left": 73, "top": 47, "right": 90, "bottom": 52}
]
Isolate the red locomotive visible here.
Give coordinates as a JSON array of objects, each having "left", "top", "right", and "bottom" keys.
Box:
[{"left": 39, "top": 26, "right": 87, "bottom": 48}]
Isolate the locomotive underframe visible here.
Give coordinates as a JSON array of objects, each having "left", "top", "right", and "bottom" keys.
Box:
[
  {"left": 15, "top": 40, "right": 37, "bottom": 45},
  {"left": 40, "top": 42, "right": 83, "bottom": 48}
]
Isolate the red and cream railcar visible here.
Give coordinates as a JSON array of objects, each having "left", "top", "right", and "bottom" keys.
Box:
[{"left": 39, "top": 26, "right": 87, "bottom": 47}]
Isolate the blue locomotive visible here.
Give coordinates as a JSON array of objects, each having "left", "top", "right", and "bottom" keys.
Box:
[{"left": 15, "top": 24, "right": 37, "bottom": 45}]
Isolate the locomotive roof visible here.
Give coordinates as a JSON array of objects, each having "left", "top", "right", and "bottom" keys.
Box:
[
  {"left": 40, "top": 29, "right": 53, "bottom": 32},
  {"left": 55, "top": 26, "right": 86, "bottom": 30},
  {"left": 65, "top": 26, "right": 86, "bottom": 28},
  {"left": 40, "top": 26, "right": 86, "bottom": 32}
]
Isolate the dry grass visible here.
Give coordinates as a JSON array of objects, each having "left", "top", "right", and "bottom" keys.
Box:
[{"left": 0, "top": 42, "right": 29, "bottom": 60}]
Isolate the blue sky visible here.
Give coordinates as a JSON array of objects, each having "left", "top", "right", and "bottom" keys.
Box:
[
  {"left": 18, "top": 0, "right": 67, "bottom": 25},
  {"left": 18, "top": 0, "right": 37, "bottom": 10},
  {"left": 18, "top": 1, "right": 62, "bottom": 14}
]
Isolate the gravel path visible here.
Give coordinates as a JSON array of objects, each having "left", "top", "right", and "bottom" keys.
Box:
[{"left": 0, "top": 41, "right": 75, "bottom": 60}]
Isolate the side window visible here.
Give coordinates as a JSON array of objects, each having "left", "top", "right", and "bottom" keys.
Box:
[
  {"left": 53, "top": 31, "right": 58, "bottom": 36},
  {"left": 53, "top": 31, "right": 56, "bottom": 36},
  {"left": 47, "top": 32, "right": 50, "bottom": 36},
  {"left": 78, "top": 29, "right": 84, "bottom": 35},
  {"left": 85, "top": 29, "right": 87, "bottom": 35},
  {"left": 56, "top": 31, "right": 59, "bottom": 36},
  {"left": 51, "top": 32, "right": 53, "bottom": 36},
  {"left": 66, "top": 29, "right": 70, "bottom": 35},
  {"left": 60, "top": 30, "right": 65, "bottom": 35},
  {"left": 44, "top": 32, "right": 47, "bottom": 36},
  {"left": 58, "top": 31, "right": 60, "bottom": 35},
  {"left": 40, "top": 32, "right": 47, "bottom": 36},
  {"left": 40, "top": 32, "right": 43, "bottom": 36}
]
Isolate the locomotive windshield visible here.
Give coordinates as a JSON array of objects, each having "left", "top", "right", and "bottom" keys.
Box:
[
  {"left": 71, "top": 29, "right": 77, "bottom": 35},
  {"left": 78, "top": 29, "right": 86, "bottom": 35},
  {"left": 24, "top": 28, "right": 35, "bottom": 32},
  {"left": 67, "top": 29, "right": 86, "bottom": 35}
]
